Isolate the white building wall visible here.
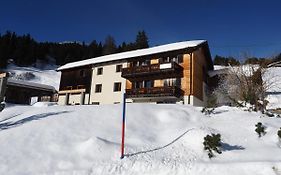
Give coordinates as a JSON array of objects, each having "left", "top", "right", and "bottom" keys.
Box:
[
  {"left": 58, "top": 95, "right": 66, "bottom": 105},
  {"left": 58, "top": 93, "right": 89, "bottom": 105},
  {"left": 85, "top": 94, "right": 90, "bottom": 104},
  {"left": 191, "top": 95, "right": 204, "bottom": 106},
  {"left": 69, "top": 94, "right": 81, "bottom": 105},
  {"left": 90, "top": 63, "right": 127, "bottom": 104},
  {"left": 183, "top": 95, "right": 204, "bottom": 106}
]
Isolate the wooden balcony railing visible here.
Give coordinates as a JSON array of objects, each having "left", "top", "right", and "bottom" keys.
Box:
[
  {"left": 126, "top": 86, "right": 184, "bottom": 98},
  {"left": 60, "top": 85, "right": 86, "bottom": 91},
  {"left": 121, "top": 62, "right": 183, "bottom": 79}
]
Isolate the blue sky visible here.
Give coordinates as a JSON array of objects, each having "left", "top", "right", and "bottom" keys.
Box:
[{"left": 1, "top": 0, "right": 281, "bottom": 59}]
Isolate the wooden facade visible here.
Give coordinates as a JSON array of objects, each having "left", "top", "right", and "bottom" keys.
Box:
[
  {"left": 59, "top": 65, "right": 92, "bottom": 93},
  {"left": 121, "top": 42, "right": 213, "bottom": 104},
  {"left": 5, "top": 85, "right": 55, "bottom": 104},
  {"left": 57, "top": 40, "right": 213, "bottom": 106}
]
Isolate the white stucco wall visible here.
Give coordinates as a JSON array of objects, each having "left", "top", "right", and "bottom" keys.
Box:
[
  {"left": 191, "top": 95, "right": 204, "bottom": 106},
  {"left": 58, "top": 93, "right": 89, "bottom": 105},
  {"left": 85, "top": 94, "right": 89, "bottom": 104},
  {"left": 58, "top": 95, "right": 66, "bottom": 105},
  {"left": 90, "top": 63, "right": 127, "bottom": 104},
  {"left": 183, "top": 95, "right": 204, "bottom": 106},
  {"left": 69, "top": 94, "right": 81, "bottom": 105}
]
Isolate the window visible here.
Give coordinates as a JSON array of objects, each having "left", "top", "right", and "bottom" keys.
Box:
[
  {"left": 177, "top": 54, "right": 183, "bottom": 63},
  {"left": 77, "top": 85, "right": 85, "bottom": 89},
  {"left": 160, "top": 57, "right": 171, "bottom": 63},
  {"left": 164, "top": 78, "right": 180, "bottom": 87},
  {"left": 95, "top": 84, "right": 102, "bottom": 93},
  {"left": 97, "top": 67, "right": 103, "bottom": 75},
  {"left": 133, "top": 81, "right": 144, "bottom": 89},
  {"left": 116, "top": 65, "right": 122, "bottom": 72},
  {"left": 66, "top": 86, "right": 72, "bottom": 90},
  {"left": 113, "top": 82, "right": 122, "bottom": 92},
  {"left": 79, "top": 69, "right": 85, "bottom": 77},
  {"left": 144, "top": 80, "right": 154, "bottom": 88}
]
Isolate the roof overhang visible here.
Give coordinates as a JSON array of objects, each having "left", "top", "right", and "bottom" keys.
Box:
[{"left": 57, "top": 40, "right": 208, "bottom": 71}]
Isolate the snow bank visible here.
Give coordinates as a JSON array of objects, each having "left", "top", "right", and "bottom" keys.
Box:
[
  {"left": 0, "top": 104, "right": 280, "bottom": 175},
  {"left": 32, "top": 102, "right": 58, "bottom": 107}
]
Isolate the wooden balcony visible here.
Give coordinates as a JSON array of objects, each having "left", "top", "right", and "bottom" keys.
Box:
[
  {"left": 121, "top": 62, "right": 183, "bottom": 80},
  {"left": 125, "top": 86, "right": 184, "bottom": 99}
]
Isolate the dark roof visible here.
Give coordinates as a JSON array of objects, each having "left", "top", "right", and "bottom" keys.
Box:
[{"left": 7, "top": 79, "right": 56, "bottom": 92}]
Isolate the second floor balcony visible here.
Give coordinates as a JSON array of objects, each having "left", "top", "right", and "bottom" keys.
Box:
[
  {"left": 121, "top": 62, "right": 183, "bottom": 80},
  {"left": 125, "top": 86, "right": 184, "bottom": 99}
]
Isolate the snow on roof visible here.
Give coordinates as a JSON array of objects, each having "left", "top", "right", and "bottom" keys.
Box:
[
  {"left": 267, "top": 60, "right": 281, "bottom": 68},
  {"left": 7, "top": 79, "right": 56, "bottom": 92},
  {"left": 57, "top": 40, "right": 207, "bottom": 71}
]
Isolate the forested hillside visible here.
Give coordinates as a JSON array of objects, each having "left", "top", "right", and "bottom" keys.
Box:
[
  {"left": 0, "top": 30, "right": 149, "bottom": 68},
  {"left": 1, "top": 30, "right": 281, "bottom": 69}
]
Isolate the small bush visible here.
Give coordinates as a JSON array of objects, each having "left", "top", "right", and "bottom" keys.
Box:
[
  {"left": 201, "top": 107, "right": 215, "bottom": 115},
  {"left": 264, "top": 111, "right": 275, "bottom": 117},
  {"left": 255, "top": 122, "right": 266, "bottom": 137},
  {"left": 278, "top": 128, "right": 281, "bottom": 139},
  {"left": 203, "top": 133, "right": 222, "bottom": 158}
]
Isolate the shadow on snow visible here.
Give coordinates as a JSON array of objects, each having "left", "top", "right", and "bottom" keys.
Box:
[
  {"left": 0, "top": 111, "right": 71, "bottom": 131},
  {"left": 124, "top": 128, "right": 195, "bottom": 158},
  {"left": 221, "top": 142, "right": 245, "bottom": 151}
]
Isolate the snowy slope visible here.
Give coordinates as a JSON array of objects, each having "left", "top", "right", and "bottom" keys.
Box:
[{"left": 0, "top": 104, "right": 281, "bottom": 175}]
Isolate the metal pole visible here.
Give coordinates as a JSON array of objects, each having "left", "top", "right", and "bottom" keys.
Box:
[{"left": 120, "top": 92, "right": 126, "bottom": 159}]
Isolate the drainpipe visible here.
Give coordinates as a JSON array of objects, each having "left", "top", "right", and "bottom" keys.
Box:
[{"left": 188, "top": 52, "right": 193, "bottom": 104}]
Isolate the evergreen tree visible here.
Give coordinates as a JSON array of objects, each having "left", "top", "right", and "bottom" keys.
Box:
[
  {"left": 213, "top": 55, "right": 240, "bottom": 66},
  {"left": 88, "top": 40, "right": 103, "bottom": 58},
  {"left": 135, "top": 30, "right": 149, "bottom": 49},
  {"left": 0, "top": 30, "right": 151, "bottom": 67},
  {"left": 102, "top": 35, "right": 117, "bottom": 55}
]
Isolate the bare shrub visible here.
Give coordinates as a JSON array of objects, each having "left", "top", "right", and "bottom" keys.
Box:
[{"left": 214, "top": 64, "right": 276, "bottom": 112}]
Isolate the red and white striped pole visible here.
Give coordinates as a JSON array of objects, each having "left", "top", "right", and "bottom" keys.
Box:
[{"left": 120, "top": 92, "right": 126, "bottom": 159}]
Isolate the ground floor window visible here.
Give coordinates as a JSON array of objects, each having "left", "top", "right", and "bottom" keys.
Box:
[
  {"left": 113, "top": 82, "right": 122, "bottom": 92},
  {"left": 95, "top": 84, "right": 102, "bottom": 93}
]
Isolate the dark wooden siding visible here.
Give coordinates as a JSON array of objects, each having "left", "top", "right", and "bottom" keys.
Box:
[
  {"left": 192, "top": 48, "right": 209, "bottom": 100},
  {"left": 59, "top": 66, "right": 92, "bottom": 93}
]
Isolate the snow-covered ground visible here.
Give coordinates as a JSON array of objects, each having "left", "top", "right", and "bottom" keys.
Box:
[
  {"left": 0, "top": 63, "right": 280, "bottom": 174},
  {"left": 0, "top": 103, "right": 280, "bottom": 175}
]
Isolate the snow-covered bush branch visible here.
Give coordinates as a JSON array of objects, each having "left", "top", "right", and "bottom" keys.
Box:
[{"left": 214, "top": 64, "right": 279, "bottom": 112}]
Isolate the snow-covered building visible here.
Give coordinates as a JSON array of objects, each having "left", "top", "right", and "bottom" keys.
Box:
[
  {"left": 0, "top": 72, "right": 57, "bottom": 104},
  {"left": 57, "top": 40, "right": 214, "bottom": 106}
]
